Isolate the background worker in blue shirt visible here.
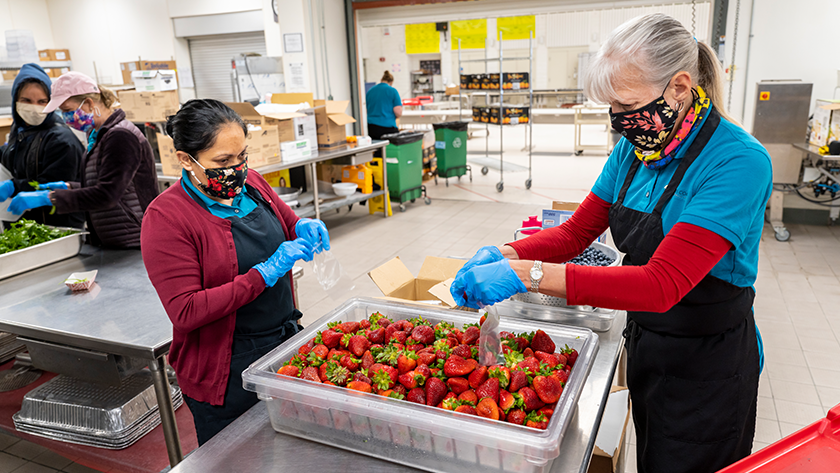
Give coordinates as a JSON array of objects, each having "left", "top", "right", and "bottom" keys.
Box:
[
  {"left": 452, "top": 13, "right": 771, "bottom": 473},
  {"left": 365, "top": 71, "right": 402, "bottom": 140}
]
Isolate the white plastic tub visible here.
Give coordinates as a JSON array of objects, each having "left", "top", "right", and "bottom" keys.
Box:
[{"left": 243, "top": 297, "right": 599, "bottom": 473}]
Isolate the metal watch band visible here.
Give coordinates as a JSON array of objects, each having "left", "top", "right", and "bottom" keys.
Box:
[{"left": 530, "top": 260, "right": 543, "bottom": 293}]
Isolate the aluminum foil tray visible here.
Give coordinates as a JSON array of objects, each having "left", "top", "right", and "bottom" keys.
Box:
[
  {"left": 0, "top": 227, "right": 86, "bottom": 281},
  {"left": 14, "top": 371, "right": 181, "bottom": 437}
]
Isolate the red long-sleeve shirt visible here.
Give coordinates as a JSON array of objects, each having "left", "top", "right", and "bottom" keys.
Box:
[{"left": 507, "top": 192, "right": 732, "bottom": 313}]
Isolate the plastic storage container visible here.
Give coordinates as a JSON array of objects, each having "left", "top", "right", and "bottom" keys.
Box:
[
  {"left": 243, "top": 297, "right": 599, "bottom": 473},
  {"left": 433, "top": 121, "right": 469, "bottom": 181}
]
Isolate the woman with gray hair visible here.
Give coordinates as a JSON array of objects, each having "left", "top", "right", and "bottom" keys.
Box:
[{"left": 451, "top": 13, "right": 771, "bottom": 472}]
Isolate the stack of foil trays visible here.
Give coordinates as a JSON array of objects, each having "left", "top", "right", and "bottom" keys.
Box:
[
  {"left": 0, "top": 332, "right": 26, "bottom": 363},
  {"left": 13, "top": 371, "right": 182, "bottom": 449}
]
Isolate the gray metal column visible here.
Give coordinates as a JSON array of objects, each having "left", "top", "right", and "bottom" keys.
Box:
[{"left": 150, "top": 356, "right": 183, "bottom": 467}]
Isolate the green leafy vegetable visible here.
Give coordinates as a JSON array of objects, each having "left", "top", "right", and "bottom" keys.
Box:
[{"left": 0, "top": 219, "right": 76, "bottom": 255}]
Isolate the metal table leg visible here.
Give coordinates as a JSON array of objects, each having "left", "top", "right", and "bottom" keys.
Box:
[
  {"left": 381, "top": 145, "right": 390, "bottom": 218},
  {"left": 150, "top": 356, "right": 183, "bottom": 467},
  {"left": 310, "top": 162, "right": 320, "bottom": 220}
]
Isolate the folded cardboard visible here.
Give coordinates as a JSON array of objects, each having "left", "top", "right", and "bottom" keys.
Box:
[
  {"left": 156, "top": 133, "right": 181, "bottom": 177},
  {"left": 368, "top": 256, "right": 466, "bottom": 308},
  {"left": 317, "top": 163, "right": 345, "bottom": 183},
  {"left": 445, "top": 85, "right": 460, "bottom": 96},
  {"left": 120, "top": 60, "right": 177, "bottom": 85},
  {"left": 38, "top": 49, "right": 70, "bottom": 61},
  {"left": 131, "top": 70, "right": 178, "bottom": 91},
  {"left": 271, "top": 92, "right": 314, "bottom": 107},
  {"left": 245, "top": 126, "right": 281, "bottom": 168},
  {"left": 314, "top": 100, "right": 356, "bottom": 149},
  {"left": 227, "top": 102, "right": 318, "bottom": 155},
  {"left": 118, "top": 90, "right": 180, "bottom": 123},
  {"left": 809, "top": 99, "right": 840, "bottom": 147},
  {"left": 587, "top": 386, "right": 630, "bottom": 473},
  {"left": 543, "top": 201, "right": 607, "bottom": 243},
  {"left": 0, "top": 116, "right": 13, "bottom": 144}
]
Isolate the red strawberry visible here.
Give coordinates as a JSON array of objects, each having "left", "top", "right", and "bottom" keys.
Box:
[
  {"left": 277, "top": 365, "right": 299, "bottom": 377},
  {"left": 476, "top": 377, "right": 500, "bottom": 404},
  {"left": 390, "top": 331, "right": 408, "bottom": 344},
  {"left": 405, "top": 343, "right": 424, "bottom": 353},
  {"left": 346, "top": 381, "right": 372, "bottom": 393},
  {"left": 535, "top": 351, "right": 559, "bottom": 368},
  {"left": 500, "top": 331, "right": 514, "bottom": 340},
  {"left": 318, "top": 363, "right": 329, "bottom": 382},
  {"left": 532, "top": 376, "right": 563, "bottom": 404},
  {"left": 411, "top": 325, "right": 435, "bottom": 345},
  {"left": 454, "top": 405, "right": 477, "bottom": 415},
  {"left": 555, "top": 353, "right": 568, "bottom": 366},
  {"left": 516, "top": 387, "right": 545, "bottom": 411},
  {"left": 566, "top": 348, "right": 579, "bottom": 367},
  {"left": 360, "top": 319, "right": 371, "bottom": 330},
  {"left": 538, "top": 406, "right": 554, "bottom": 421},
  {"left": 298, "top": 344, "right": 312, "bottom": 355},
  {"left": 325, "top": 362, "right": 351, "bottom": 386},
  {"left": 415, "top": 363, "right": 432, "bottom": 380},
  {"left": 516, "top": 357, "right": 540, "bottom": 373},
  {"left": 530, "top": 330, "right": 555, "bottom": 354},
  {"left": 393, "top": 385, "right": 407, "bottom": 396},
  {"left": 468, "top": 366, "right": 489, "bottom": 389},
  {"left": 407, "top": 387, "right": 426, "bottom": 404},
  {"left": 479, "top": 314, "right": 487, "bottom": 326},
  {"left": 499, "top": 389, "right": 515, "bottom": 413},
  {"left": 435, "top": 350, "right": 448, "bottom": 361},
  {"left": 339, "top": 355, "right": 360, "bottom": 372},
  {"left": 301, "top": 366, "right": 321, "bottom": 383},
  {"left": 525, "top": 411, "right": 548, "bottom": 429},
  {"left": 398, "top": 370, "right": 426, "bottom": 389},
  {"left": 370, "top": 364, "right": 398, "bottom": 390},
  {"left": 311, "top": 344, "right": 329, "bottom": 360},
  {"left": 523, "top": 347, "right": 534, "bottom": 358},
  {"left": 507, "top": 409, "right": 526, "bottom": 425},
  {"left": 452, "top": 344, "right": 472, "bottom": 359},
  {"left": 384, "top": 324, "right": 399, "bottom": 341},
  {"left": 425, "top": 377, "right": 447, "bottom": 407},
  {"left": 397, "top": 354, "right": 417, "bottom": 374},
  {"left": 441, "top": 396, "right": 461, "bottom": 411},
  {"left": 476, "top": 398, "right": 500, "bottom": 420},
  {"left": 417, "top": 351, "right": 437, "bottom": 366},
  {"left": 552, "top": 370, "right": 569, "bottom": 385},
  {"left": 352, "top": 372, "right": 371, "bottom": 384},
  {"left": 361, "top": 351, "right": 375, "bottom": 371},
  {"left": 365, "top": 328, "right": 385, "bottom": 344},
  {"left": 458, "top": 390, "right": 478, "bottom": 406},
  {"left": 447, "top": 377, "right": 470, "bottom": 394},
  {"left": 488, "top": 366, "right": 511, "bottom": 389},
  {"left": 321, "top": 330, "right": 342, "bottom": 349},
  {"left": 450, "top": 328, "right": 464, "bottom": 344},
  {"left": 444, "top": 355, "right": 476, "bottom": 377},
  {"left": 509, "top": 370, "right": 529, "bottom": 393},
  {"left": 463, "top": 326, "right": 480, "bottom": 345},
  {"left": 339, "top": 321, "right": 360, "bottom": 334},
  {"left": 377, "top": 318, "right": 391, "bottom": 328}
]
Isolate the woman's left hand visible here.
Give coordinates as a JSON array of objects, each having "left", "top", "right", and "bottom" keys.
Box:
[
  {"left": 296, "top": 218, "right": 330, "bottom": 252},
  {"left": 453, "top": 259, "right": 528, "bottom": 309},
  {"left": 8, "top": 191, "right": 51, "bottom": 215}
]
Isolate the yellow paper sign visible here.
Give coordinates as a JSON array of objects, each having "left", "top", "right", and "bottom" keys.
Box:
[
  {"left": 497, "top": 15, "right": 535, "bottom": 41},
  {"left": 405, "top": 23, "right": 440, "bottom": 54},
  {"left": 451, "top": 19, "right": 487, "bottom": 50}
]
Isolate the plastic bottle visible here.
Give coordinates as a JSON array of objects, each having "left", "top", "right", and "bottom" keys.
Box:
[{"left": 520, "top": 216, "right": 542, "bottom": 236}]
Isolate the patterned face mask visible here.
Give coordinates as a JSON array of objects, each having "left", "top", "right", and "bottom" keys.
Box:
[
  {"left": 609, "top": 87, "right": 679, "bottom": 155},
  {"left": 60, "top": 101, "right": 97, "bottom": 133},
  {"left": 189, "top": 154, "right": 248, "bottom": 199}
]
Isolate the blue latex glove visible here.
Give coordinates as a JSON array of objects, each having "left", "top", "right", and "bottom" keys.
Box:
[
  {"left": 453, "top": 259, "right": 528, "bottom": 309},
  {"left": 295, "top": 218, "right": 330, "bottom": 253},
  {"left": 450, "top": 246, "right": 504, "bottom": 306},
  {"left": 254, "top": 238, "right": 315, "bottom": 287},
  {"left": 8, "top": 190, "right": 51, "bottom": 215},
  {"left": 35, "top": 181, "right": 68, "bottom": 191},
  {"left": 0, "top": 180, "right": 13, "bottom": 201}
]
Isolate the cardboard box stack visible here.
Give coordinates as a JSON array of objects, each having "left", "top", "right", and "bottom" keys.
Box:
[
  {"left": 809, "top": 99, "right": 840, "bottom": 148},
  {"left": 156, "top": 133, "right": 180, "bottom": 177},
  {"left": 131, "top": 70, "right": 177, "bottom": 91},
  {"left": 226, "top": 101, "right": 314, "bottom": 166},
  {"left": 118, "top": 90, "right": 180, "bottom": 123},
  {"left": 38, "top": 49, "right": 70, "bottom": 61},
  {"left": 269, "top": 93, "right": 319, "bottom": 156},
  {"left": 368, "top": 256, "right": 467, "bottom": 308},
  {"left": 120, "top": 60, "right": 177, "bottom": 85},
  {"left": 314, "top": 100, "right": 356, "bottom": 149}
]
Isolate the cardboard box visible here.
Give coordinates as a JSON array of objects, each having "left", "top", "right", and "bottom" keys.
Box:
[
  {"left": 38, "top": 49, "right": 70, "bottom": 61},
  {"left": 543, "top": 201, "right": 607, "bottom": 243},
  {"left": 481, "top": 73, "right": 500, "bottom": 90},
  {"left": 460, "top": 74, "right": 470, "bottom": 90},
  {"left": 502, "top": 72, "right": 530, "bottom": 90},
  {"left": 368, "top": 256, "right": 466, "bottom": 308},
  {"left": 314, "top": 100, "right": 356, "bottom": 149},
  {"left": 445, "top": 85, "right": 460, "bottom": 96},
  {"left": 118, "top": 90, "right": 180, "bottom": 123},
  {"left": 245, "top": 126, "right": 281, "bottom": 168},
  {"left": 587, "top": 386, "right": 630, "bottom": 473},
  {"left": 488, "top": 106, "right": 530, "bottom": 125},
  {"left": 468, "top": 74, "right": 483, "bottom": 90},
  {"left": 317, "top": 163, "right": 345, "bottom": 183},
  {"left": 472, "top": 106, "right": 483, "bottom": 123},
  {"left": 279, "top": 139, "right": 312, "bottom": 162},
  {"left": 2, "top": 70, "right": 19, "bottom": 81},
  {"left": 156, "top": 133, "right": 181, "bottom": 177},
  {"left": 809, "top": 99, "right": 840, "bottom": 147},
  {"left": 271, "top": 92, "right": 314, "bottom": 107},
  {"left": 131, "top": 70, "right": 178, "bottom": 91},
  {"left": 228, "top": 102, "right": 318, "bottom": 156},
  {"left": 120, "top": 60, "right": 177, "bottom": 85},
  {"left": 0, "top": 116, "right": 13, "bottom": 144},
  {"left": 45, "top": 67, "right": 70, "bottom": 78}
]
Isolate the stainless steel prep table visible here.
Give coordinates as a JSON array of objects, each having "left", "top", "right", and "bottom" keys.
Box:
[
  {"left": 157, "top": 140, "right": 390, "bottom": 220},
  {"left": 170, "top": 310, "right": 628, "bottom": 473},
  {"left": 0, "top": 246, "right": 184, "bottom": 467}
]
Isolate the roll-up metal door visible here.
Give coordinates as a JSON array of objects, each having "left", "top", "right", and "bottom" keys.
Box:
[{"left": 188, "top": 32, "right": 267, "bottom": 101}]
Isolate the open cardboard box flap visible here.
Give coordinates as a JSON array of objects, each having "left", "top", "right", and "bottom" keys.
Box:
[
  {"left": 588, "top": 386, "right": 631, "bottom": 473},
  {"left": 368, "top": 256, "right": 465, "bottom": 307},
  {"left": 271, "top": 92, "right": 314, "bottom": 106},
  {"left": 263, "top": 112, "right": 306, "bottom": 121},
  {"left": 227, "top": 102, "right": 305, "bottom": 122}
]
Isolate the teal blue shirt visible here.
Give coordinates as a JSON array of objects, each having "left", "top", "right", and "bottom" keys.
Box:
[
  {"left": 592, "top": 105, "right": 773, "bottom": 288},
  {"left": 181, "top": 169, "right": 257, "bottom": 219},
  {"left": 366, "top": 83, "right": 402, "bottom": 128}
]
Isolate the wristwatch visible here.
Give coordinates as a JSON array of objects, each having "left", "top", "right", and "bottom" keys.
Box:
[{"left": 529, "top": 261, "right": 544, "bottom": 293}]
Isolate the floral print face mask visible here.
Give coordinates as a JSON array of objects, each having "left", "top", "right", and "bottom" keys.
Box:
[
  {"left": 61, "top": 100, "right": 97, "bottom": 133},
  {"left": 609, "top": 87, "right": 679, "bottom": 154},
  {"left": 189, "top": 154, "right": 248, "bottom": 199}
]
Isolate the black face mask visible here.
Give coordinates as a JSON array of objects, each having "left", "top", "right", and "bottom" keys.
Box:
[
  {"left": 189, "top": 155, "right": 248, "bottom": 199},
  {"left": 609, "top": 89, "right": 679, "bottom": 153}
]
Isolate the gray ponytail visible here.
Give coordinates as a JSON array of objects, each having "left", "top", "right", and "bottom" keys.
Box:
[{"left": 584, "top": 13, "right": 737, "bottom": 124}]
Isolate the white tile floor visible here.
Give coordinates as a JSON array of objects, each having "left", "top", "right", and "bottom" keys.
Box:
[{"left": 1, "top": 123, "right": 838, "bottom": 472}]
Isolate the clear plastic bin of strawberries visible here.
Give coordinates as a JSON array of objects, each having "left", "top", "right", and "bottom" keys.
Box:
[{"left": 277, "top": 311, "right": 580, "bottom": 430}]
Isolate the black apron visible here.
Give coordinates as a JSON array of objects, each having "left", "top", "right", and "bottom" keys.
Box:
[
  {"left": 609, "top": 108, "right": 759, "bottom": 473},
  {"left": 181, "top": 183, "right": 302, "bottom": 446}
]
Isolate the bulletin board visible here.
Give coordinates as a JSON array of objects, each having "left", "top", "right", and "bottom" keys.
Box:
[
  {"left": 451, "top": 19, "right": 487, "bottom": 50},
  {"left": 497, "top": 15, "right": 536, "bottom": 41},
  {"left": 405, "top": 23, "right": 440, "bottom": 54}
]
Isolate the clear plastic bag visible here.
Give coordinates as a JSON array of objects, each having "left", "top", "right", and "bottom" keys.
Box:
[
  {"left": 477, "top": 303, "right": 505, "bottom": 366},
  {"left": 311, "top": 244, "right": 356, "bottom": 298}
]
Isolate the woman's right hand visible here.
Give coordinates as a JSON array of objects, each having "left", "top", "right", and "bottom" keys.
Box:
[
  {"left": 254, "top": 238, "right": 315, "bottom": 287},
  {"left": 0, "top": 180, "right": 13, "bottom": 202},
  {"left": 451, "top": 246, "right": 505, "bottom": 304}
]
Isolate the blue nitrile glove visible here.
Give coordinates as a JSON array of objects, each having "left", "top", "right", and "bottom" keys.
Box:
[
  {"left": 8, "top": 190, "right": 51, "bottom": 215},
  {"left": 450, "top": 246, "right": 504, "bottom": 306},
  {"left": 455, "top": 259, "right": 528, "bottom": 309},
  {"left": 0, "top": 180, "right": 13, "bottom": 201},
  {"left": 295, "top": 218, "right": 330, "bottom": 253},
  {"left": 35, "top": 181, "right": 68, "bottom": 191},
  {"left": 254, "top": 238, "right": 315, "bottom": 287}
]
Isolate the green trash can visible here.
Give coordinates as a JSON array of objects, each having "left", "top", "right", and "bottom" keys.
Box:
[
  {"left": 432, "top": 121, "right": 471, "bottom": 186},
  {"left": 381, "top": 132, "right": 430, "bottom": 211}
]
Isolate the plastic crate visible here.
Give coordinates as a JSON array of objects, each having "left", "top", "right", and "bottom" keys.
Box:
[{"left": 243, "top": 298, "right": 600, "bottom": 473}]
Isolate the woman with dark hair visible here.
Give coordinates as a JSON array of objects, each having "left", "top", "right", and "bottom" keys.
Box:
[
  {"left": 141, "top": 99, "right": 330, "bottom": 445},
  {"left": 365, "top": 70, "right": 402, "bottom": 139},
  {"left": 0, "top": 63, "right": 84, "bottom": 227},
  {"left": 7, "top": 71, "right": 158, "bottom": 248}
]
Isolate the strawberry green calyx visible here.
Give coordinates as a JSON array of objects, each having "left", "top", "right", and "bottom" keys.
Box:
[
  {"left": 313, "top": 332, "right": 323, "bottom": 345},
  {"left": 526, "top": 411, "right": 547, "bottom": 423},
  {"left": 504, "top": 351, "right": 525, "bottom": 369},
  {"left": 410, "top": 316, "right": 432, "bottom": 327},
  {"left": 518, "top": 331, "right": 535, "bottom": 343},
  {"left": 372, "top": 370, "right": 393, "bottom": 391},
  {"left": 471, "top": 346, "right": 479, "bottom": 359},
  {"left": 375, "top": 343, "right": 403, "bottom": 366},
  {"left": 386, "top": 391, "right": 405, "bottom": 400},
  {"left": 404, "top": 350, "right": 418, "bottom": 360},
  {"left": 561, "top": 344, "right": 574, "bottom": 355},
  {"left": 341, "top": 332, "right": 353, "bottom": 347},
  {"left": 413, "top": 372, "right": 427, "bottom": 386},
  {"left": 327, "top": 320, "right": 343, "bottom": 330},
  {"left": 306, "top": 351, "right": 325, "bottom": 367},
  {"left": 433, "top": 358, "right": 445, "bottom": 370},
  {"left": 432, "top": 339, "right": 452, "bottom": 355},
  {"left": 369, "top": 312, "right": 391, "bottom": 325},
  {"left": 463, "top": 322, "right": 479, "bottom": 329},
  {"left": 326, "top": 362, "right": 351, "bottom": 385},
  {"left": 442, "top": 398, "right": 462, "bottom": 410},
  {"left": 511, "top": 393, "right": 526, "bottom": 410}
]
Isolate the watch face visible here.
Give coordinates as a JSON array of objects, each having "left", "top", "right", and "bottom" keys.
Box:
[{"left": 530, "top": 267, "right": 543, "bottom": 280}]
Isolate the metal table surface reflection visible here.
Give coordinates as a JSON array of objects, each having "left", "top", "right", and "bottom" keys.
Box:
[
  {"left": 171, "top": 311, "right": 627, "bottom": 473},
  {"left": 0, "top": 246, "right": 183, "bottom": 466}
]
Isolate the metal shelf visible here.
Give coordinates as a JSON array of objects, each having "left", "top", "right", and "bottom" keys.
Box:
[
  {"left": 0, "top": 60, "right": 72, "bottom": 70},
  {"left": 292, "top": 190, "right": 386, "bottom": 218}
]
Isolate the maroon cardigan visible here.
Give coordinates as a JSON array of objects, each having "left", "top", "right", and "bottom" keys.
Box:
[{"left": 140, "top": 171, "right": 299, "bottom": 405}]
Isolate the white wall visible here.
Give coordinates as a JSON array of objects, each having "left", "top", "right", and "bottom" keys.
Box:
[
  {"left": 0, "top": 0, "right": 55, "bottom": 57},
  {"left": 167, "top": 0, "right": 263, "bottom": 18}
]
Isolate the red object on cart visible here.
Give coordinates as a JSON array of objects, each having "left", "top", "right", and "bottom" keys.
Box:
[
  {"left": 402, "top": 98, "right": 421, "bottom": 106},
  {"left": 520, "top": 216, "right": 542, "bottom": 236},
  {"left": 718, "top": 403, "right": 840, "bottom": 472},
  {"left": 417, "top": 95, "right": 433, "bottom": 105}
]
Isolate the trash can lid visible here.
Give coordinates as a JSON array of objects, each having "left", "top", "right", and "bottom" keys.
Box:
[
  {"left": 432, "top": 121, "right": 470, "bottom": 132},
  {"left": 381, "top": 132, "right": 425, "bottom": 145}
]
